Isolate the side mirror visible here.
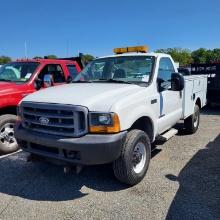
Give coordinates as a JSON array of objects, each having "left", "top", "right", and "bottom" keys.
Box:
[
  {"left": 43, "top": 74, "right": 53, "bottom": 88},
  {"left": 34, "top": 78, "right": 42, "bottom": 91},
  {"left": 157, "top": 78, "right": 164, "bottom": 92},
  {"left": 171, "top": 73, "right": 184, "bottom": 91},
  {"left": 66, "top": 75, "right": 73, "bottom": 84}
]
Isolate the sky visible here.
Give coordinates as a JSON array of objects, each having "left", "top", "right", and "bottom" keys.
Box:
[{"left": 0, "top": 0, "right": 219, "bottom": 58}]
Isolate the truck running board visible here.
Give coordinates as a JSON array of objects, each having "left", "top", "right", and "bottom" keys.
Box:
[{"left": 155, "top": 128, "right": 178, "bottom": 144}]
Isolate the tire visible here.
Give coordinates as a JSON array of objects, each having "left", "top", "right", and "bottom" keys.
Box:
[
  {"left": 0, "top": 114, "right": 19, "bottom": 154},
  {"left": 184, "top": 104, "right": 200, "bottom": 134},
  {"left": 113, "top": 129, "right": 151, "bottom": 186}
]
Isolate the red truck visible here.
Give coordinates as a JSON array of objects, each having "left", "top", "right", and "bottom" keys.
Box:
[{"left": 0, "top": 57, "right": 83, "bottom": 154}]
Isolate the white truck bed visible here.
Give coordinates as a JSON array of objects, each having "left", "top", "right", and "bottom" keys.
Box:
[{"left": 182, "top": 75, "right": 207, "bottom": 119}]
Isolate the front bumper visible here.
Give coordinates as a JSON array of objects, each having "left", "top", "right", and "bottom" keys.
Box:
[{"left": 15, "top": 124, "right": 127, "bottom": 165}]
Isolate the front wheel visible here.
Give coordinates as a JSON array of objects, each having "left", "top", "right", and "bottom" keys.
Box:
[
  {"left": 0, "top": 114, "right": 19, "bottom": 154},
  {"left": 113, "top": 129, "right": 151, "bottom": 186},
  {"left": 184, "top": 104, "right": 200, "bottom": 134}
]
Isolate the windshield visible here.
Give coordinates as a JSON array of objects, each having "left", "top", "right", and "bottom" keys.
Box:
[
  {"left": 74, "top": 56, "right": 155, "bottom": 85},
  {"left": 0, "top": 62, "right": 39, "bottom": 83}
]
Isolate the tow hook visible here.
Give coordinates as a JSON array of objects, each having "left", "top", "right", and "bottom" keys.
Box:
[
  {"left": 63, "top": 165, "right": 83, "bottom": 174},
  {"left": 76, "top": 165, "right": 83, "bottom": 174},
  {"left": 63, "top": 166, "right": 72, "bottom": 174}
]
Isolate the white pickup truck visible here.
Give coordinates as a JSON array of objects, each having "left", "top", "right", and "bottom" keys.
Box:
[{"left": 15, "top": 46, "right": 207, "bottom": 185}]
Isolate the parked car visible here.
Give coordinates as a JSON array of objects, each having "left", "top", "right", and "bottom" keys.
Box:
[
  {"left": 15, "top": 46, "right": 207, "bottom": 185},
  {"left": 0, "top": 57, "right": 83, "bottom": 154}
]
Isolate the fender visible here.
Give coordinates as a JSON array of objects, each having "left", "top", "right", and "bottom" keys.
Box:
[{"left": 117, "top": 105, "right": 158, "bottom": 140}]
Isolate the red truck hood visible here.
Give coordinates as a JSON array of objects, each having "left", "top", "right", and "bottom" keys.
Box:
[
  {"left": 0, "top": 81, "right": 22, "bottom": 94},
  {"left": 0, "top": 82, "right": 27, "bottom": 96}
]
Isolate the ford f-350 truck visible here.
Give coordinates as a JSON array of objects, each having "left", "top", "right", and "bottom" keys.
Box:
[
  {"left": 0, "top": 57, "right": 83, "bottom": 154},
  {"left": 15, "top": 46, "right": 207, "bottom": 185}
]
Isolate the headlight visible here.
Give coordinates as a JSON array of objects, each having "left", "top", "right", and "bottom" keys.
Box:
[
  {"left": 89, "top": 112, "right": 120, "bottom": 133},
  {"left": 90, "top": 113, "right": 112, "bottom": 126}
]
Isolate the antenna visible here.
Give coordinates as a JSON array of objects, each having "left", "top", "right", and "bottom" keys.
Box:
[
  {"left": 24, "top": 41, "right": 28, "bottom": 58},
  {"left": 66, "top": 40, "right": 69, "bottom": 57}
]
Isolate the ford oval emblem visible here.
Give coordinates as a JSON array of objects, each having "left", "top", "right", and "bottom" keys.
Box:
[{"left": 39, "top": 117, "right": 49, "bottom": 125}]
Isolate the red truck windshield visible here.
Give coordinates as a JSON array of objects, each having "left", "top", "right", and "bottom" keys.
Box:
[{"left": 0, "top": 62, "right": 39, "bottom": 83}]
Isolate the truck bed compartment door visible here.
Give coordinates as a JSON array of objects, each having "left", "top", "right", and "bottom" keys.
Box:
[{"left": 183, "top": 79, "right": 194, "bottom": 119}]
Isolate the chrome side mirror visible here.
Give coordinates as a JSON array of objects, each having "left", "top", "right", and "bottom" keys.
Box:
[{"left": 43, "top": 74, "right": 53, "bottom": 88}]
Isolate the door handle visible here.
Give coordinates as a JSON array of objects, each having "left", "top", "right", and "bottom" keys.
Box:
[{"left": 151, "top": 99, "right": 157, "bottom": 104}]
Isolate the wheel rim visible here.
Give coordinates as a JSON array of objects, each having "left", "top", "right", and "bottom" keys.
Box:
[
  {"left": 0, "top": 123, "right": 17, "bottom": 149},
  {"left": 193, "top": 110, "right": 199, "bottom": 127},
  {"left": 132, "top": 142, "right": 146, "bottom": 174}
]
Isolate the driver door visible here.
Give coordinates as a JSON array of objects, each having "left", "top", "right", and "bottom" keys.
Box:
[{"left": 157, "top": 57, "right": 183, "bottom": 133}]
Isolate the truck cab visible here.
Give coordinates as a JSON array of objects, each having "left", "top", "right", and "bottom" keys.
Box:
[
  {"left": 0, "top": 57, "right": 83, "bottom": 154},
  {"left": 15, "top": 46, "right": 207, "bottom": 185}
]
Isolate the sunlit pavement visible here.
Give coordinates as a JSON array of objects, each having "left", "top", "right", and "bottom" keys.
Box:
[{"left": 0, "top": 107, "right": 219, "bottom": 220}]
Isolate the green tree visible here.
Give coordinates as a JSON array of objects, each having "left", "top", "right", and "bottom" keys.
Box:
[
  {"left": 0, "top": 56, "right": 11, "bottom": 64},
  {"left": 211, "top": 49, "right": 220, "bottom": 62},
  {"left": 33, "top": 56, "right": 43, "bottom": 59},
  {"left": 205, "top": 49, "right": 213, "bottom": 63},
  {"left": 46, "top": 55, "right": 57, "bottom": 59},
  {"left": 191, "top": 48, "right": 209, "bottom": 64},
  {"left": 82, "top": 54, "right": 95, "bottom": 64},
  {"left": 155, "top": 48, "right": 192, "bottom": 66},
  {"left": 191, "top": 48, "right": 220, "bottom": 64}
]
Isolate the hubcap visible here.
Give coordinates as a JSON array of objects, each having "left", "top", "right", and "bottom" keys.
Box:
[
  {"left": 0, "top": 123, "right": 17, "bottom": 149},
  {"left": 132, "top": 142, "right": 146, "bottom": 174}
]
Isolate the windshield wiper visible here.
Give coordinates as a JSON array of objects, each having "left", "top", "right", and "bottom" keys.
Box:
[
  {"left": 72, "top": 80, "right": 92, "bottom": 83},
  {"left": 95, "top": 78, "right": 132, "bottom": 84},
  {"left": 0, "top": 78, "right": 12, "bottom": 82}
]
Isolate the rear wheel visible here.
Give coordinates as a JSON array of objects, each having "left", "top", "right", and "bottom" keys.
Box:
[
  {"left": 113, "top": 130, "right": 151, "bottom": 186},
  {"left": 184, "top": 104, "right": 200, "bottom": 134},
  {"left": 0, "top": 114, "right": 19, "bottom": 154}
]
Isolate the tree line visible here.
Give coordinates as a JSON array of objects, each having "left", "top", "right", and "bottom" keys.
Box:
[
  {"left": 155, "top": 48, "right": 220, "bottom": 66},
  {"left": 1, "top": 48, "right": 220, "bottom": 66}
]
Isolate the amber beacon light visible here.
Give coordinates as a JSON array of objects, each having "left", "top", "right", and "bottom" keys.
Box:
[{"left": 113, "top": 45, "right": 149, "bottom": 54}]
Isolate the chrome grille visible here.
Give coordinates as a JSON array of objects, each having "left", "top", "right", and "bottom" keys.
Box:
[{"left": 21, "top": 102, "right": 88, "bottom": 137}]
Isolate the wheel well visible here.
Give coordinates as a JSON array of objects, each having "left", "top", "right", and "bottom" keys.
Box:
[
  {"left": 196, "top": 98, "right": 201, "bottom": 109},
  {"left": 0, "top": 106, "right": 17, "bottom": 116},
  {"left": 130, "top": 117, "right": 154, "bottom": 142}
]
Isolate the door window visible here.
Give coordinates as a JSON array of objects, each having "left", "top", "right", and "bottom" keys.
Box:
[
  {"left": 157, "top": 58, "right": 175, "bottom": 90},
  {"left": 38, "top": 64, "right": 65, "bottom": 83}
]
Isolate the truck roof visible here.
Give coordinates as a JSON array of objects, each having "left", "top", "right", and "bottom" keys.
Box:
[
  {"left": 14, "top": 56, "right": 85, "bottom": 68},
  {"left": 99, "top": 52, "right": 171, "bottom": 59},
  {"left": 15, "top": 58, "right": 78, "bottom": 64}
]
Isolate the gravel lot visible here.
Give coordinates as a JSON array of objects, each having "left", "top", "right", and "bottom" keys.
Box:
[{"left": 0, "top": 107, "right": 219, "bottom": 220}]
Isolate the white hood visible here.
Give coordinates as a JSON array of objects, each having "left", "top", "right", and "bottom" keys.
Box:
[{"left": 23, "top": 83, "right": 144, "bottom": 111}]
